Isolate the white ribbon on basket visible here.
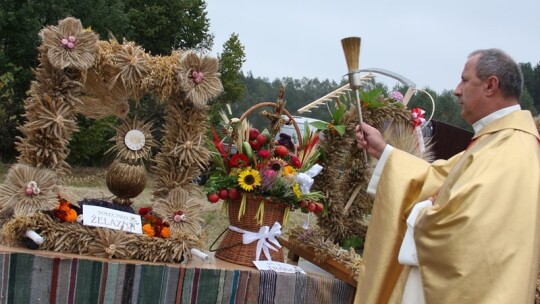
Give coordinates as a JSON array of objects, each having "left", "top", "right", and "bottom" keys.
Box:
[{"left": 228, "top": 222, "right": 282, "bottom": 261}]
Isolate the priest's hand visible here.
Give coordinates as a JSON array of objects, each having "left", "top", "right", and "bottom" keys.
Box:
[{"left": 355, "top": 123, "right": 386, "bottom": 159}]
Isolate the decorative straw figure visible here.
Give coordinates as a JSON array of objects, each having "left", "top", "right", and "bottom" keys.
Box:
[{"left": 106, "top": 118, "right": 155, "bottom": 206}]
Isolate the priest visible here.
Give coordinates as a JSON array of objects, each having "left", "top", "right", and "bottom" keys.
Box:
[{"left": 354, "top": 49, "right": 540, "bottom": 303}]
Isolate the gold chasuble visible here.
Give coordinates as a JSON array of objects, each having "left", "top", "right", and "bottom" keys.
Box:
[{"left": 355, "top": 110, "right": 540, "bottom": 304}]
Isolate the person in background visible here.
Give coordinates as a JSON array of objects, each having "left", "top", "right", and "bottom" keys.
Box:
[{"left": 354, "top": 48, "right": 540, "bottom": 304}]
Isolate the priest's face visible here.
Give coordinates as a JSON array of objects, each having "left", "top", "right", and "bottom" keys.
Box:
[{"left": 454, "top": 54, "right": 486, "bottom": 124}]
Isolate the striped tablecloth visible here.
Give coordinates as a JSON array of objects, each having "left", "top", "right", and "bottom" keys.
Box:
[{"left": 0, "top": 250, "right": 354, "bottom": 303}]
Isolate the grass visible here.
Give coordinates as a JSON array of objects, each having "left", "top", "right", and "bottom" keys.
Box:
[{"left": 0, "top": 163, "right": 310, "bottom": 252}]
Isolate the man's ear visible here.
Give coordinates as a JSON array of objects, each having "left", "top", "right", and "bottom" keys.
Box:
[{"left": 484, "top": 76, "right": 499, "bottom": 96}]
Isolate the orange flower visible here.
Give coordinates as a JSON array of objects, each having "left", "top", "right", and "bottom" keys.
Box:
[
  {"left": 65, "top": 209, "right": 78, "bottom": 222},
  {"left": 160, "top": 227, "right": 171, "bottom": 238},
  {"left": 59, "top": 201, "right": 71, "bottom": 211},
  {"left": 142, "top": 224, "right": 155, "bottom": 237}
]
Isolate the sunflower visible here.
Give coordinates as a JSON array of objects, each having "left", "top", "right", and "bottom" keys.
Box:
[
  {"left": 177, "top": 51, "right": 223, "bottom": 108},
  {"left": 238, "top": 168, "right": 261, "bottom": 191},
  {"left": 267, "top": 157, "right": 287, "bottom": 172}
]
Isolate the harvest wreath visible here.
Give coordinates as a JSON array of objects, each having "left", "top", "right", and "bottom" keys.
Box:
[
  {"left": 281, "top": 82, "right": 435, "bottom": 285},
  {"left": 0, "top": 17, "right": 220, "bottom": 263}
]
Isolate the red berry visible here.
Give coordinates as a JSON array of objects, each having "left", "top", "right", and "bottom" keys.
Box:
[
  {"left": 291, "top": 155, "right": 302, "bottom": 168},
  {"left": 298, "top": 200, "right": 309, "bottom": 208},
  {"left": 306, "top": 202, "right": 317, "bottom": 212},
  {"left": 208, "top": 193, "right": 220, "bottom": 203},
  {"left": 256, "top": 133, "right": 268, "bottom": 145},
  {"left": 275, "top": 145, "right": 289, "bottom": 157},
  {"left": 314, "top": 202, "right": 324, "bottom": 213},
  {"left": 228, "top": 188, "right": 239, "bottom": 200},
  {"left": 249, "top": 128, "right": 260, "bottom": 140},
  {"left": 218, "top": 189, "right": 229, "bottom": 200},
  {"left": 258, "top": 150, "right": 271, "bottom": 158}
]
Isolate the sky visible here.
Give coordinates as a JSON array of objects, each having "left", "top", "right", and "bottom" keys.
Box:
[{"left": 205, "top": 0, "right": 539, "bottom": 94}]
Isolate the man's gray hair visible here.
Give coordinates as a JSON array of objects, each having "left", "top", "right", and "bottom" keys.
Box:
[{"left": 469, "top": 49, "right": 523, "bottom": 99}]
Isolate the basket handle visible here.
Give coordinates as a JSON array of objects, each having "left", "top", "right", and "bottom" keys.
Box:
[{"left": 239, "top": 102, "right": 303, "bottom": 148}]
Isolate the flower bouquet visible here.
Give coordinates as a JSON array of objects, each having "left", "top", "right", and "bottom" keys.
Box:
[{"left": 205, "top": 98, "right": 325, "bottom": 266}]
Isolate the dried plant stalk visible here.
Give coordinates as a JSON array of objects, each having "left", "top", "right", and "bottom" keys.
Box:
[{"left": 341, "top": 37, "right": 361, "bottom": 71}]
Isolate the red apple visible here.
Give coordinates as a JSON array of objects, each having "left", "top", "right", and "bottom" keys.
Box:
[
  {"left": 256, "top": 133, "right": 268, "bottom": 145},
  {"left": 208, "top": 193, "right": 220, "bottom": 203},
  {"left": 249, "top": 140, "right": 261, "bottom": 150},
  {"left": 228, "top": 188, "right": 239, "bottom": 200},
  {"left": 274, "top": 145, "right": 289, "bottom": 157},
  {"left": 218, "top": 188, "right": 229, "bottom": 200},
  {"left": 306, "top": 202, "right": 317, "bottom": 212},
  {"left": 248, "top": 128, "right": 259, "bottom": 140}
]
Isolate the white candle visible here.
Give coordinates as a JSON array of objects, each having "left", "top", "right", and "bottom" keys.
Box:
[
  {"left": 190, "top": 248, "right": 209, "bottom": 261},
  {"left": 25, "top": 230, "right": 44, "bottom": 245}
]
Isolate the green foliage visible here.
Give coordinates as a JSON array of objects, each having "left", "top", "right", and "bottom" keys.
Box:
[
  {"left": 342, "top": 235, "right": 364, "bottom": 251},
  {"left": 0, "top": 0, "right": 212, "bottom": 164},
  {"left": 203, "top": 174, "right": 237, "bottom": 194},
  {"left": 520, "top": 89, "right": 538, "bottom": 116},
  {"left": 310, "top": 103, "right": 347, "bottom": 136},
  {"left": 123, "top": 0, "right": 212, "bottom": 54},
  {"left": 209, "top": 33, "right": 247, "bottom": 126},
  {"left": 0, "top": 65, "right": 24, "bottom": 162},
  {"left": 520, "top": 62, "right": 540, "bottom": 112},
  {"left": 66, "top": 116, "right": 117, "bottom": 167},
  {"left": 359, "top": 87, "right": 385, "bottom": 109},
  {"left": 217, "top": 33, "right": 246, "bottom": 103}
]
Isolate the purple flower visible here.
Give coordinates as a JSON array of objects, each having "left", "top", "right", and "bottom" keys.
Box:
[
  {"left": 389, "top": 91, "right": 404, "bottom": 102},
  {"left": 260, "top": 168, "right": 278, "bottom": 191},
  {"left": 278, "top": 133, "right": 294, "bottom": 149}
]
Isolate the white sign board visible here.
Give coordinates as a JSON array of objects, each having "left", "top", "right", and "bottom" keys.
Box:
[
  {"left": 82, "top": 205, "right": 142, "bottom": 234},
  {"left": 252, "top": 261, "right": 306, "bottom": 274}
]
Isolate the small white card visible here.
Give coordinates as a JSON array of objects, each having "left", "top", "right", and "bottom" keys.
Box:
[
  {"left": 253, "top": 261, "right": 306, "bottom": 274},
  {"left": 82, "top": 205, "right": 142, "bottom": 234}
]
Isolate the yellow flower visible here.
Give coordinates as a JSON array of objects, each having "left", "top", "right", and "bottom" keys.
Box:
[
  {"left": 293, "top": 183, "right": 302, "bottom": 199},
  {"left": 229, "top": 167, "right": 241, "bottom": 176},
  {"left": 283, "top": 165, "right": 296, "bottom": 177},
  {"left": 238, "top": 168, "right": 261, "bottom": 191}
]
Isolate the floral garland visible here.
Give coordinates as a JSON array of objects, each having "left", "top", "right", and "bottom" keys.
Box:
[
  {"left": 138, "top": 207, "right": 171, "bottom": 238},
  {"left": 52, "top": 197, "right": 78, "bottom": 223}
]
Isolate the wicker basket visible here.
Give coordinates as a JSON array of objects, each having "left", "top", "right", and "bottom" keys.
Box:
[
  {"left": 213, "top": 95, "right": 301, "bottom": 266},
  {"left": 214, "top": 195, "right": 287, "bottom": 266}
]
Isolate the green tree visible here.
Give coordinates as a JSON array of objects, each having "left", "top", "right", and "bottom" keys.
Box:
[
  {"left": 209, "top": 33, "right": 246, "bottom": 126},
  {"left": 0, "top": 0, "right": 129, "bottom": 162},
  {"left": 0, "top": 67, "right": 22, "bottom": 162},
  {"left": 66, "top": 116, "right": 117, "bottom": 167},
  {"left": 520, "top": 62, "right": 540, "bottom": 112},
  {"left": 520, "top": 89, "right": 538, "bottom": 116},
  {"left": 123, "top": 0, "right": 212, "bottom": 54},
  {"left": 0, "top": 0, "right": 214, "bottom": 165}
]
